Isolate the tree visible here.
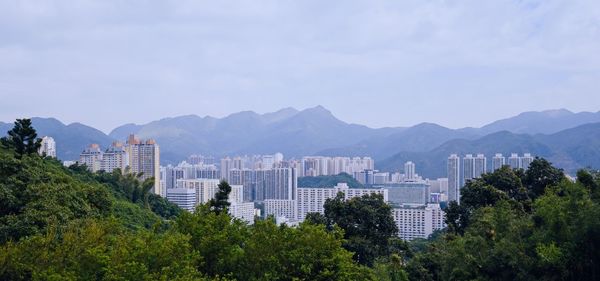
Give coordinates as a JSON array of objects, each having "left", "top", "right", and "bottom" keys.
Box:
[
  {"left": 482, "top": 165, "right": 528, "bottom": 202},
  {"left": 444, "top": 200, "right": 470, "bottom": 235},
  {"left": 0, "top": 119, "right": 41, "bottom": 158},
  {"left": 322, "top": 192, "right": 398, "bottom": 266},
  {"left": 305, "top": 212, "right": 328, "bottom": 226},
  {"left": 523, "top": 158, "right": 565, "bottom": 199},
  {"left": 208, "top": 180, "right": 232, "bottom": 215}
]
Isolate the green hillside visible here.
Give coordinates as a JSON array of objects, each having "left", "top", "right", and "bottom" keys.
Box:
[{"left": 298, "top": 172, "right": 365, "bottom": 188}]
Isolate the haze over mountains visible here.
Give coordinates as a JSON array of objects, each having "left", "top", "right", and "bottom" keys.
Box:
[{"left": 1, "top": 106, "right": 599, "bottom": 177}]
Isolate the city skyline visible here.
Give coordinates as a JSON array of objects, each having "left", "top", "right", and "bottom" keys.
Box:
[{"left": 1, "top": 1, "right": 599, "bottom": 132}]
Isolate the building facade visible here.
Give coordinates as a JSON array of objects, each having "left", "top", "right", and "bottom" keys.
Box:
[
  {"left": 38, "top": 136, "right": 56, "bottom": 158},
  {"left": 447, "top": 154, "right": 461, "bottom": 203}
]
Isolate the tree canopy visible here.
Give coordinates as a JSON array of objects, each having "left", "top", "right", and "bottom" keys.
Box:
[
  {"left": 1, "top": 119, "right": 41, "bottom": 158},
  {"left": 407, "top": 159, "right": 600, "bottom": 281}
]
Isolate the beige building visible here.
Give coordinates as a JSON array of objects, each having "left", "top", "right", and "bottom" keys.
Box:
[{"left": 126, "top": 135, "right": 161, "bottom": 195}]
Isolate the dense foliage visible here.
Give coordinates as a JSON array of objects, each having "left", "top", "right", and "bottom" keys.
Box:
[
  {"left": 298, "top": 172, "right": 364, "bottom": 188},
  {"left": 407, "top": 160, "right": 600, "bottom": 281}
]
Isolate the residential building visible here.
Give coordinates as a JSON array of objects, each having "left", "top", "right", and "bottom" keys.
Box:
[
  {"left": 229, "top": 202, "right": 255, "bottom": 224},
  {"left": 463, "top": 154, "right": 475, "bottom": 183},
  {"left": 392, "top": 203, "right": 446, "bottom": 241},
  {"left": 126, "top": 135, "right": 161, "bottom": 195},
  {"left": 166, "top": 187, "right": 196, "bottom": 212},
  {"left": 447, "top": 154, "right": 461, "bottom": 203},
  {"left": 263, "top": 199, "right": 297, "bottom": 221},
  {"left": 38, "top": 136, "right": 56, "bottom": 158},
  {"left": 79, "top": 144, "right": 103, "bottom": 172},
  {"left": 492, "top": 153, "right": 505, "bottom": 171},
  {"left": 473, "top": 154, "right": 487, "bottom": 178},
  {"left": 296, "top": 183, "right": 387, "bottom": 221},
  {"left": 521, "top": 153, "right": 534, "bottom": 170},
  {"left": 508, "top": 153, "right": 520, "bottom": 169},
  {"left": 263, "top": 168, "right": 297, "bottom": 200},
  {"left": 385, "top": 181, "right": 430, "bottom": 205},
  {"left": 101, "top": 141, "right": 128, "bottom": 172},
  {"left": 404, "top": 161, "right": 416, "bottom": 181}
]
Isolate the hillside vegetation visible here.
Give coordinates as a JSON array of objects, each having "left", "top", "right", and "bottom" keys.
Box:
[{"left": 298, "top": 172, "right": 365, "bottom": 188}]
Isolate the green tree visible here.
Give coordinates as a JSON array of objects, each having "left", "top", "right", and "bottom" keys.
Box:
[
  {"left": 305, "top": 212, "right": 328, "bottom": 225},
  {"left": 482, "top": 165, "right": 529, "bottom": 203},
  {"left": 209, "top": 180, "right": 232, "bottom": 215},
  {"left": 322, "top": 192, "right": 398, "bottom": 266},
  {"left": 1, "top": 119, "right": 41, "bottom": 158},
  {"left": 523, "top": 158, "right": 565, "bottom": 199}
]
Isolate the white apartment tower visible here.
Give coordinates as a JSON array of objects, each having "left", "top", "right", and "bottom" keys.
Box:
[
  {"left": 264, "top": 168, "right": 297, "bottom": 200},
  {"left": 38, "top": 136, "right": 56, "bottom": 158},
  {"left": 508, "top": 153, "right": 520, "bottom": 169},
  {"left": 79, "top": 144, "right": 103, "bottom": 172},
  {"left": 521, "top": 153, "right": 534, "bottom": 170},
  {"left": 473, "top": 154, "right": 487, "bottom": 179},
  {"left": 296, "top": 183, "right": 388, "bottom": 221},
  {"left": 447, "top": 154, "right": 461, "bottom": 203},
  {"left": 404, "top": 161, "right": 416, "bottom": 181},
  {"left": 392, "top": 204, "right": 446, "bottom": 241},
  {"left": 101, "top": 141, "right": 128, "bottom": 173},
  {"left": 492, "top": 153, "right": 505, "bottom": 171},
  {"left": 463, "top": 154, "right": 475, "bottom": 183}
]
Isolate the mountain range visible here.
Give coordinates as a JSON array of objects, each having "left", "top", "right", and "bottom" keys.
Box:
[{"left": 1, "top": 107, "right": 599, "bottom": 177}]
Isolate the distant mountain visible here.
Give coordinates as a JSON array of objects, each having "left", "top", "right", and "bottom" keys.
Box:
[
  {"left": 0, "top": 118, "right": 114, "bottom": 161},
  {"left": 318, "top": 122, "right": 477, "bottom": 159},
  {"left": 378, "top": 123, "right": 600, "bottom": 178},
  {"left": 2, "top": 107, "right": 600, "bottom": 168},
  {"left": 109, "top": 106, "right": 388, "bottom": 163},
  {"left": 480, "top": 109, "right": 600, "bottom": 135}
]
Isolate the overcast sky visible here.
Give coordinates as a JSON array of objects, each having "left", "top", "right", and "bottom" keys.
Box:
[{"left": 1, "top": 0, "right": 599, "bottom": 133}]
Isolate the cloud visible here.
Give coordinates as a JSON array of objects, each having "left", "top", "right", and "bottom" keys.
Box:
[{"left": 0, "top": 0, "right": 598, "bottom": 132}]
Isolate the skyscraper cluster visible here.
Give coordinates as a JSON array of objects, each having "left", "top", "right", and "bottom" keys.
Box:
[
  {"left": 78, "top": 135, "right": 161, "bottom": 195},
  {"left": 447, "top": 152, "right": 536, "bottom": 203},
  {"left": 300, "top": 156, "right": 374, "bottom": 177}
]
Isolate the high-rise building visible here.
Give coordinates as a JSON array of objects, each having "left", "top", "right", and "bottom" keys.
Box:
[
  {"left": 296, "top": 183, "right": 388, "bottom": 221},
  {"left": 492, "top": 153, "right": 505, "bottom": 171},
  {"left": 508, "top": 153, "right": 520, "bottom": 169},
  {"left": 521, "top": 153, "right": 534, "bottom": 170},
  {"left": 473, "top": 154, "right": 487, "bottom": 178},
  {"left": 126, "top": 135, "right": 161, "bottom": 195},
  {"left": 301, "top": 156, "right": 374, "bottom": 178},
  {"left": 427, "top": 178, "right": 448, "bottom": 195},
  {"left": 447, "top": 154, "right": 460, "bottom": 203},
  {"left": 166, "top": 187, "right": 196, "bottom": 212},
  {"left": 463, "top": 154, "right": 475, "bottom": 183},
  {"left": 404, "top": 161, "right": 416, "bottom": 181},
  {"left": 373, "top": 172, "right": 389, "bottom": 184},
  {"left": 385, "top": 182, "right": 430, "bottom": 205},
  {"left": 101, "top": 141, "right": 128, "bottom": 172},
  {"left": 220, "top": 157, "right": 233, "bottom": 180},
  {"left": 229, "top": 202, "right": 255, "bottom": 224},
  {"left": 392, "top": 203, "right": 446, "bottom": 241},
  {"left": 229, "top": 169, "right": 258, "bottom": 201},
  {"left": 263, "top": 199, "right": 297, "bottom": 221},
  {"left": 263, "top": 168, "right": 297, "bottom": 200},
  {"left": 79, "top": 144, "right": 103, "bottom": 172},
  {"left": 38, "top": 136, "right": 56, "bottom": 158},
  {"left": 355, "top": 169, "right": 375, "bottom": 185},
  {"left": 168, "top": 179, "right": 254, "bottom": 223}
]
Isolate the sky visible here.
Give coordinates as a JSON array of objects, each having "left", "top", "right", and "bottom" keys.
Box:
[{"left": 0, "top": 0, "right": 599, "bottom": 133}]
